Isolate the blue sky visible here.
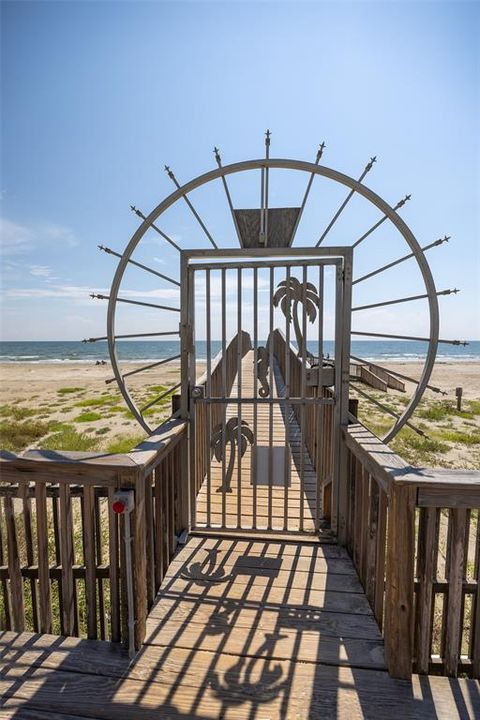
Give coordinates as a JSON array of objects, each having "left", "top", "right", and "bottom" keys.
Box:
[{"left": 1, "top": 0, "right": 479, "bottom": 342}]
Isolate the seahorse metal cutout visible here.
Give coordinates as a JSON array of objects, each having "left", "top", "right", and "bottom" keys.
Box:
[{"left": 256, "top": 346, "right": 270, "bottom": 397}]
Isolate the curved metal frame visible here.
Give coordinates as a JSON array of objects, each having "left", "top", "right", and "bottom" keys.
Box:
[{"left": 107, "top": 158, "right": 439, "bottom": 441}]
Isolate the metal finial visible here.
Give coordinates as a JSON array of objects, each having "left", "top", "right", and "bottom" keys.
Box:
[
  {"left": 164, "top": 165, "right": 176, "bottom": 181},
  {"left": 394, "top": 194, "right": 412, "bottom": 210},
  {"left": 365, "top": 156, "right": 377, "bottom": 172},
  {"left": 316, "top": 142, "right": 326, "bottom": 163},
  {"left": 265, "top": 129, "right": 271, "bottom": 146},
  {"left": 130, "top": 205, "right": 145, "bottom": 219},
  {"left": 214, "top": 147, "right": 222, "bottom": 166}
]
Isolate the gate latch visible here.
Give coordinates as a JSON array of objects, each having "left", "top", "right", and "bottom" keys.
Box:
[{"left": 191, "top": 386, "right": 204, "bottom": 399}]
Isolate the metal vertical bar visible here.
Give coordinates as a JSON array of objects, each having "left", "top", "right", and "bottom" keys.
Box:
[
  {"left": 221, "top": 268, "right": 227, "bottom": 529},
  {"left": 268, "top": 266, "right": 274, "bottom": 529},
  {"left": 260, "top": 167, "right": 265, "bottom": 246},
  {"left": 300, "top": 266, "right": 308, "bottom": 532},
  {"left": 206, "top": 269, "right": 212, "bottom": 527},
  {"left": 332, "top": 260, "right": 344, "bottom": 535},
  {"left": 337, "top": 250, "right": 353, "bottom": 544},
  {"left": 283, "top": 265, "right": 291, "bottom": 531},
  {"left": 237, "top": 267, "right": 242, "bottom": 529},
  {"left": 316, "top": 265, "right": 324, "bottom": 531},
  {"left": 264, "top": 129, "right": 270, "bottom": 246},
  {"left": 253, "top": 267, "right": 258, "bottom": 530},
  {"left": 188, "top": 267, "right": 197, "bottom": 530},
  {"left": 179, "top": 252, "right": 191, "bottom": 531}
]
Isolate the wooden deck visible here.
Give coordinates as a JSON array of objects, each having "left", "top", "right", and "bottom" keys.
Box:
[
  {"left": 1, "top": 534, "right": 479, "bottom": 719},
  {"left": 195, "top": 352, "right": 319, "bottom": 532}
]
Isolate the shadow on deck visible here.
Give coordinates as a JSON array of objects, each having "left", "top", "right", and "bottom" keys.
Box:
[{"left": 1, "top": 534, "right": 480, "bottom": 719}]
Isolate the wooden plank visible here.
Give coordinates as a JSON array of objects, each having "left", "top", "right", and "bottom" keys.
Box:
[
  {"left": 145, "top": 595, "right": 382, "bottom": 641},
  {"left": 415, "top": 507, "right": 437, "bottom": 673},
  {"left": 343, "top": 424, "right": 410, "bottom": 494},
  {"left": 3, "top": 496, "right": 24, "bottom": 632},
  {"left": 35, "top": 482, "right": 52, "bottom": 634},
  {"left": 418, "top": 487, "right": 480, "bottom": 508},
  {"left": 165, "top": 549, "right": 356, "bottom": 576},
  {"left": 444, "top": 508, "right": 468, "bottom": 677},
  {"left": 58, "top": 484, "right": 75, "bottom": 636},
  {"left": 82, "top": 486, "right": 97, "bottom": 640},
  {"left": 384, "top": 484, "right": 416, "bottom": 679},
  {"left": 2, "top": 647, "right": 480, "bottom": 720}
]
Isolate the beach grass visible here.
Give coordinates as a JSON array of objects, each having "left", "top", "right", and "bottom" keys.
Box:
[
  {"left": 73, "top": 411, "right": 103, "bottom": 423},
  {"left": 42, "top": 426, "right": 98, "bottom": 451},
  {"left": 0, "top": 418, "right": 51, "bottom": 451},
  {"left": 106, "top": 434, "right": 146, "bottom": 453}
]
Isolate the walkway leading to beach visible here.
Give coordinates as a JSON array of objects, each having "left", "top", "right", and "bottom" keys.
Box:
[{"left": 1, "top": 533, "right": 479, "bottom": 719}]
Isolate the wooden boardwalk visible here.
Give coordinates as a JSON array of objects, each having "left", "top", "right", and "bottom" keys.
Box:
[
  {"left": 195, "top": 352, "right": 319, "bottom": 532},
  {"left": 1, "top": 534, "right": 479, "bottom": 719}
]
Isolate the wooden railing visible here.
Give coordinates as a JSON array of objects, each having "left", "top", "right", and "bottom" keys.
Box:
[
  {"left": 272, "top": 329, "right": 335, "bottom": 519},
  {"left": 344, "top": 422, "right": 480, "bottom": 679},
  {"left": 0, "top": 417, "right": 187, "bottom": 653}
]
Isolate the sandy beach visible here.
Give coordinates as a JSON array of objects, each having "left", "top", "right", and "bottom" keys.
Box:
[
  {"left": 1, "top": 359, "right": 478, "bottom": 403},
  {"left": 0, "top": 360, "right": 479, "bottom": 468}
]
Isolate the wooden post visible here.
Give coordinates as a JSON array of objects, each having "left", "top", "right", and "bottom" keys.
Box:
[
  {"left": 455, "top": 387, "right": 463, "bottom": 412},
  {"left": 384, "top": 482, "right": 416, "bottom": 679}
]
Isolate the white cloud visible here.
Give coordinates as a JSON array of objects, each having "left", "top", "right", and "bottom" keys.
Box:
[
  {"left": 29, "top": 265, "right": 53, "bottom": 278},
  {"left": 3, "top": 285, "right": 180, "bottom": 302},
  {"left": 0, "top": 218, "right": 33, "bottom": 256},
  {"left": 0, "top": 217, "right": 78, "bottom": 257}
]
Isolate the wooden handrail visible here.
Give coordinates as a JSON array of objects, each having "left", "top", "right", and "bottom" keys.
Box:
[
  {"left": 343, "top": 420, "right": 480, "bottom": 680},
  {"left": 0, "top": 416, "right": 188, "bottom": 654}
]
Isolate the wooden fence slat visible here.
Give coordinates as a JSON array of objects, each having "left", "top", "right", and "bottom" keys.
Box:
[
  {"left": 107, "top": 486, "right": 120, "bottom": 643},
  {"left": 384, "top": 483, "right": 416, "bottom": 679},
  {"left": 22, "top": 495, "right": 38, "bottom": 632},
  {"left": 83, "top": 485, "right": 97, "bottom": 640},
  {"left": 472, "top": 513, "right": 480, "bottom": 678},
  {"left": 35, "top": 481, "right": 52, "bottom": 634},
  {"left": 365, "top": 476, "right": 379, "bottom": 608},
  {"left": 145, "top": 474, "right": 155, "bottom": 608},
  {"left": 374, "top": 487, "right": 387, "bottom": 630},
  {"left": 59, "top": 484, "right": 75, "bottom": 636},
  {"left": 0, "top": 498, "right": 12, "bottom": 630},
  {"left": 133, "top": 474, "right": 147, "bottom": 650},
  {"left": 415, "top": 506, "right": 437, "bottom": 673},
  {"left": 444, "top": 508, "right": 468, "bottom": 677},
  {"left": 4, "top": 495, "right": 24, "bottom": 631},
  {"left": 94, "top": 492, "right": 106, "bottom": 640}
]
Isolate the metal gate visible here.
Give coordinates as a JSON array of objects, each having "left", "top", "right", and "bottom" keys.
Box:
[{"left": 180, "top": 248, "right": 352, "bottom": 534}]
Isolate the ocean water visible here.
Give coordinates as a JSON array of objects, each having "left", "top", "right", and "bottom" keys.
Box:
[{"left": 0, "top": 340, "right": 478, "bottom": 364}]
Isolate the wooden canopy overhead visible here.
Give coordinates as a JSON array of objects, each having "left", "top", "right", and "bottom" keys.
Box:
[{"left": 233, "top": 207, "right": 301, "bottom": 248}]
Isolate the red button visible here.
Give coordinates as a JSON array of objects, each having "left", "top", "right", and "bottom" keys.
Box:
[{"left": 112, "top": 500, "right": 126, "bottom": 514}]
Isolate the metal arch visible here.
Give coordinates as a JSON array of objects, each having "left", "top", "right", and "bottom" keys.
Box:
[{"left": 107, "top": 158, "right": 439, "bottom": 441}]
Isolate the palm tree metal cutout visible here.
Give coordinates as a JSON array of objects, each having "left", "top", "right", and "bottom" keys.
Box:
[
  {"left": 211, "top": 417, "right": 254, "bottom": 493},
  {"left": 273, "top": 277, "right": 320, "bottom": 357}
]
